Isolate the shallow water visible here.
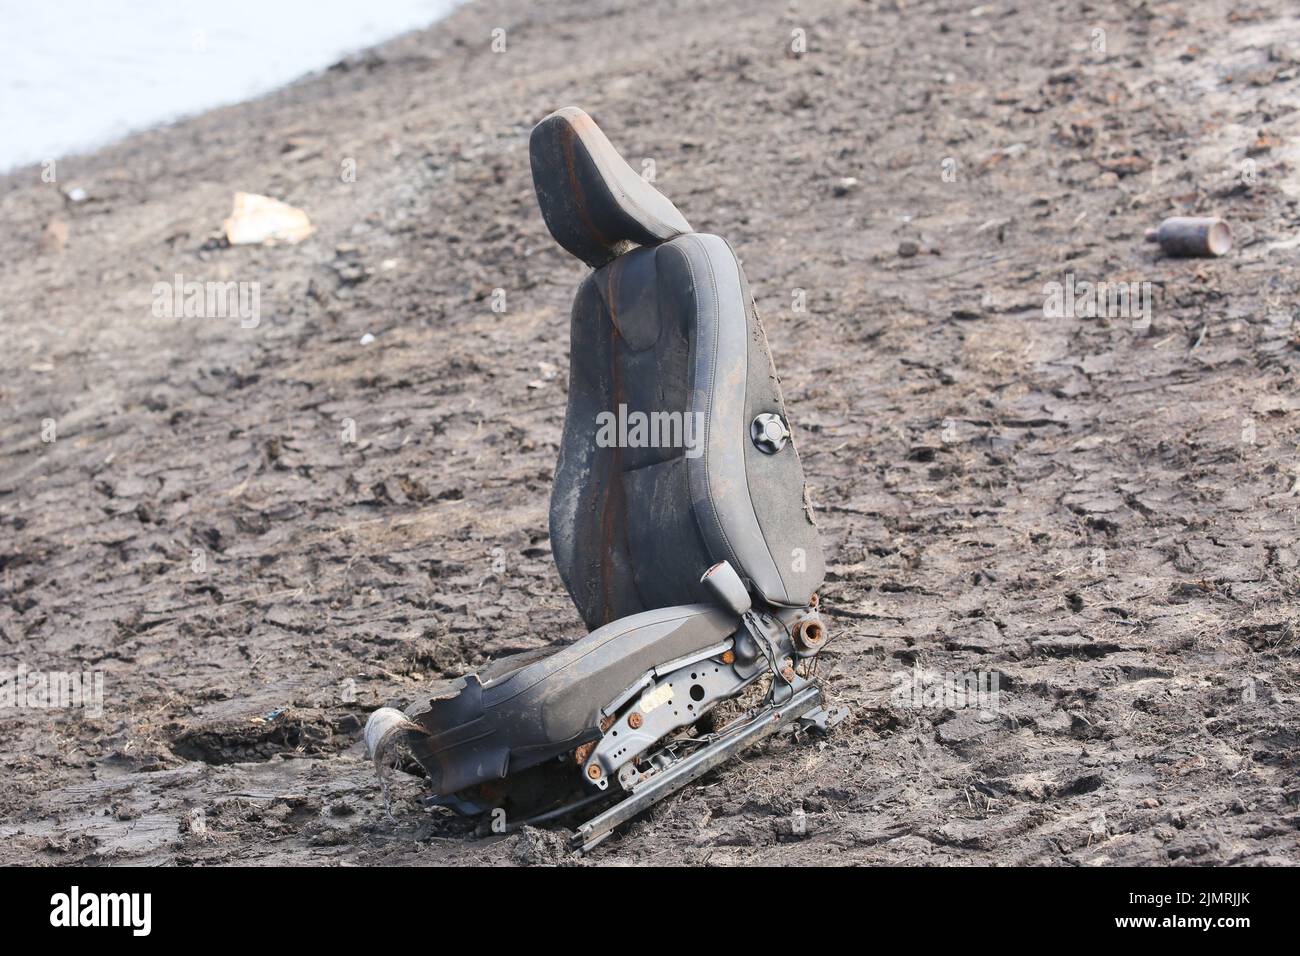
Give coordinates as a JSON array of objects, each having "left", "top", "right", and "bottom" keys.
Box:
[{"left": 0, "top": 0, "right": 462, "bottom": 173}]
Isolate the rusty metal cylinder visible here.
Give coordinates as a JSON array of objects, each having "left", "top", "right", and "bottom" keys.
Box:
[
  {"left": 792, "top": 618, "right": 827, "bottom": 656},
  {"left": 1144, "top": 217, "right": 1232, "bottom": 258}
]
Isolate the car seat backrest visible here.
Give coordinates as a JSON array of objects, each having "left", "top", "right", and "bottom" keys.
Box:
[{"left": 531, "top": 108, "right": 825, "bottom": 630}]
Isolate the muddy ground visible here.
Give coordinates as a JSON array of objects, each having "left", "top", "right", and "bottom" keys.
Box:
[{"left": 2, "top": 0, "right": 1299, "bottom": 866}]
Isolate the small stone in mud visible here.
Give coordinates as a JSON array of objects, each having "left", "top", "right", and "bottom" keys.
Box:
[
  {"left": 833, "top": 177, "right": 859, "bottom": 197},
  {"left": 333, "top": 260, "right": 370, "bottom": 286},
  {"left": 775, "top": 808, "right": 812, "bottom": 841},
  {"left": 40, "top": 218, "right": 69, "bottom": 253},
  {"left": 510, "top": 825, "right": 571, "bottom": 865},
  {"left": 897, "top": 239, "right": 920, "bottom": 258}
]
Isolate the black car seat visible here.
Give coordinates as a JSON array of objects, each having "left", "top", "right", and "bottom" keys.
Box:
[{"left": 401, "top": 107, "right": 825, "bottom": 801}]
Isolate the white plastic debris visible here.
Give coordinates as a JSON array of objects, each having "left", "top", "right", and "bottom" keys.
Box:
[
  {"left": 223, "top": 192, "right": 314, "bottom": 245},
  {"left": 365, "top": 706, "right": 425, "bottom": 815},
  {"left": 359, "top": 332, "right": 375, "bottom": 345},
  {"left": 364, "top": 707, "right": 413, "bottom": 760}
]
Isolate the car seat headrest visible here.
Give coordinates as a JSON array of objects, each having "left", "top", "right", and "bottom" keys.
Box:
[{"left": 530, "top": 107, "right": 692, "bottom": 268}]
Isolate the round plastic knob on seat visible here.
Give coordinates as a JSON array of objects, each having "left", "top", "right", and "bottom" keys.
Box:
[{"left": 750, "top": 413, "right": 790, "bottom": 454}]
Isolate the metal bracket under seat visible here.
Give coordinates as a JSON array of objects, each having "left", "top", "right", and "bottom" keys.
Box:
[{"left": 571, "top": 683, "right": 827, "bottom": 854}]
